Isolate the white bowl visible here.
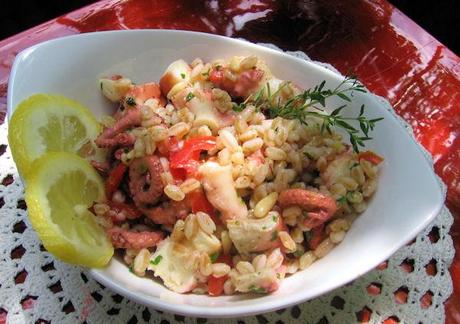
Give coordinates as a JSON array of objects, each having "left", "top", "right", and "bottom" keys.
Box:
[{"left": 7, "top": 30, "right": 443, "bottom": 318}]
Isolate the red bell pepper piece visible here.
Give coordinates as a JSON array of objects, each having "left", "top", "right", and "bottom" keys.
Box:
[
  {"left": 208, "top": 275, "right": 227, "bottom": 296},
  {"left": 170, "top": 136, "right": 216, "bottom": 176},
  {"left": 209, "top": 69, "right": 224, "bottom": 84},
  {"left": 157, "top": 136, "right": 180, "bottom": 157},
  {"left": 208, "top": 254, "right": 233, "bottom": 296},
  {"left": 189, "top": 189, "right": 221, "bottom": 226},
  {"left": 358, "top": 150, "right": 384, "bottom": 165},
  {"left": 105, "top": 163, "right": 127, "bottom": 199}
]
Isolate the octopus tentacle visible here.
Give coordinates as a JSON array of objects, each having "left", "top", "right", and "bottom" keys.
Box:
[
  {"left": 143, "top": 199, "right": 191, "bottom": 226},
  {"left": 129, "top": 155, "right": 164, "bottom": 207},
  {"left": 278, "top": 189, "right": 337, "bottom": 229},
  {"left": 95, "top": 107, "right": 142, "bottom": 148},
  {"left": 90, "top": 160, "right": 110, "bottom": 174},
  {"left": 210, "top": 68, "right": 264, "bottom": 98},
  {"left": 107, "top": 227, "right": 163, "bottom": 249}
]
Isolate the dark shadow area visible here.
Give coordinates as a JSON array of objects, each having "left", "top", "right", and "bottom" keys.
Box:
[
  {"left": 390, "top": 0, "right": 459, "bottom": 54},
  {"left": 1, "top": 0, "right": 459, "bottom": 55},
  {"left": 1, "top": 0, "right": 95, "bottom": 39}
]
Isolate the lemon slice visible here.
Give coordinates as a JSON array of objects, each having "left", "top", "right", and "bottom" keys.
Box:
[
  {"left": 8, "top": 93, "right": 101, "bottom": 178},
  {"left": 25, "top": 152, "right": 113, "bottom": 267}
]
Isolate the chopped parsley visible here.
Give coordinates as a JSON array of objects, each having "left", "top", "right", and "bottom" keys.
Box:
[
  {"left": 201, "top": 70, "right": 210, "bottom": 77},
  {"left": 186, "top": 92, "right": 195, "bottom": 102},
  {"left": 304, "top": 152, "right": 314, "bottom": 160},
  {"left": 272, "top": 215, "right": 278, "bottom": 222},
  {"left": 215, "top": 65, "right": 222, "bottom": 71},
  {"left": 125, "top": 96, "right": 136, "bottom": 106},
  {"left": 271, "top": 231, "right": 278, "bottom": 241},
  {"left": 349, "top": 162, "right": 360, "bottom": 169},
  {"left": 248, "top": 285, "right": 267, "bottom": 294},
  {"left": 210, "top": 252, "right": 219, "bottom": 263},
  {"left": 232, "top": 102, "right": 246, "bottom": 112},
  {"left": 138, "top": 162, "right": 148, "bottom": 174},
  {"left": 293, "top": 249, "right": 304, "bottom": 258},
  {"left": 304, "top": 231, "right": 312, "bottom": 242},
  {"left": 180, "top": 73, "right": 186, "bottom": 79},
  {"left": 337, "top": 196, "right": 347, "bottom": 205},
  {"left": 100, "top": 82, "right": 103, "bottom": 90},
  {"left": 262, "top": 225, "right": 267, "bottom": 230},
  {"left": 128, "top": 265, "right": 134, "bottom": 273},
  {"left": 150, "top": 255, "right": 163, "bottom": 266}
]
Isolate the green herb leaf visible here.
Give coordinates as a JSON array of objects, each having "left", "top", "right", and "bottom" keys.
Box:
[
  {"left": 210, "top": 252, "right": 219, "bottom": 263},
  {"left": 337, "top": 92, "right": 351, "bottom": 102},
  {"left": 186, "top": 92, "right": 195, "bottom": 102},
  {"left": 150, "top": 255, "right": 163, "bottom": 266},
  {"left": 337, "top": 196, "right": 347, "bottom": 205},
  {"left": 232, "top": 102, "right": 246, "bottom": 112},
  {"left": 248, "top": 285, "right": 267, "bottom": 294},
  {"left": 271, "top": 231, "right": 278, "bottom": 241},
  {"left": 359, "top": 104, "right": 365, "bottom": 116},
  {"left": 128, "top": 265, "right": 134, "bottom": 273},
  {"left": 180, "top": 73, "right": 186, "bottom": 79},
  {"left": 349, "top": 162, "right": 359, "bottom": 169},
  {"left": 331, "top": 105, "right": 346, "bottom": 116},
  {"left": 293, "top": 249, "right": 304, "bottom": 258},
  {"left": 138, "top": 162, "right": 148, "bottom": 174},
  {"left": 252, "top": 75, "right": 383, "bottom": 152}
]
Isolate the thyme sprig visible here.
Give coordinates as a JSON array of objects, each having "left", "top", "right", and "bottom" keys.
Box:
[{"left": 238, "top": 75, "right": 383, "bottom": 152}]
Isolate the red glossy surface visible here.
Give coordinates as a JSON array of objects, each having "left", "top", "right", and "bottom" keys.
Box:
[{"left": 0, "top": 0, "right": 459, "bottom": 320}]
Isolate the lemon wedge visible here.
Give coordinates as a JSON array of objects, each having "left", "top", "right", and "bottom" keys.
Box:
[
  {"left": 8, "top": 93, "right": 101, "bottom": 178},
  {"left": 25, "top": 152, "right": 113, "bottom": 267}
]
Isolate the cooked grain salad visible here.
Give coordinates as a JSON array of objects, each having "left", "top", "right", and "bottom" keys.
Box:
[{"left": 91, "top": 56, "right": 383, "bottom": 295}]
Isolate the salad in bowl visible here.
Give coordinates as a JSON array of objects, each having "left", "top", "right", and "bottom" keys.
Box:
[{"left": 88, "top": 55, "right": 383, "bottom": 295}]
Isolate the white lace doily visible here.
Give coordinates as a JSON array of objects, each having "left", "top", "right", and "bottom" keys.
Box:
[{"left": 0, "top": 45, "right": 454, "bottom": 324}]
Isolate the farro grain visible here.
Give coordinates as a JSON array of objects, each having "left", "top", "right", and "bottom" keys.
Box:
[
  {"left": 212, "top": 263, "right": 231, "bottom": 278},
  {"left": 221, "top": 230, "right": 232, "bottom": 255},
  {"left": 252, "top": 254, "right": 267, "bottom": 272},
  {"left": 279, "top": 231, "right": 296, "bottom": 251},
  {"left": 236, "top": 261, "right": 255, "bottom": 274},
  {"left": 179, "top": 178, "right": 201, "bottom": 193},
  {"left": 184, "top": 214, "right": 198, "bottom": 240},
  {"left": 299, "top": 251, "right": 316, "bottom": 270},
  {"left": 330, "top": 230, "right": 346, "bottom": 243},
  {"left": 254, "top": 192, "right": 278, "bottom": 218},
  {"left": 314, "top": 238, "right": 335, "bottom": 258},
  {"left": 196, "top": 211, "right": 216, "bottom": 234},
  {"left": 242, "top": 137, "right": 264, "bottom": 154},
  {"left": 133, "top": 248, "right": 151, "bottom": 276},
  {"left": 220, "top": 129, "right": 239, "bottom": 152}
]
